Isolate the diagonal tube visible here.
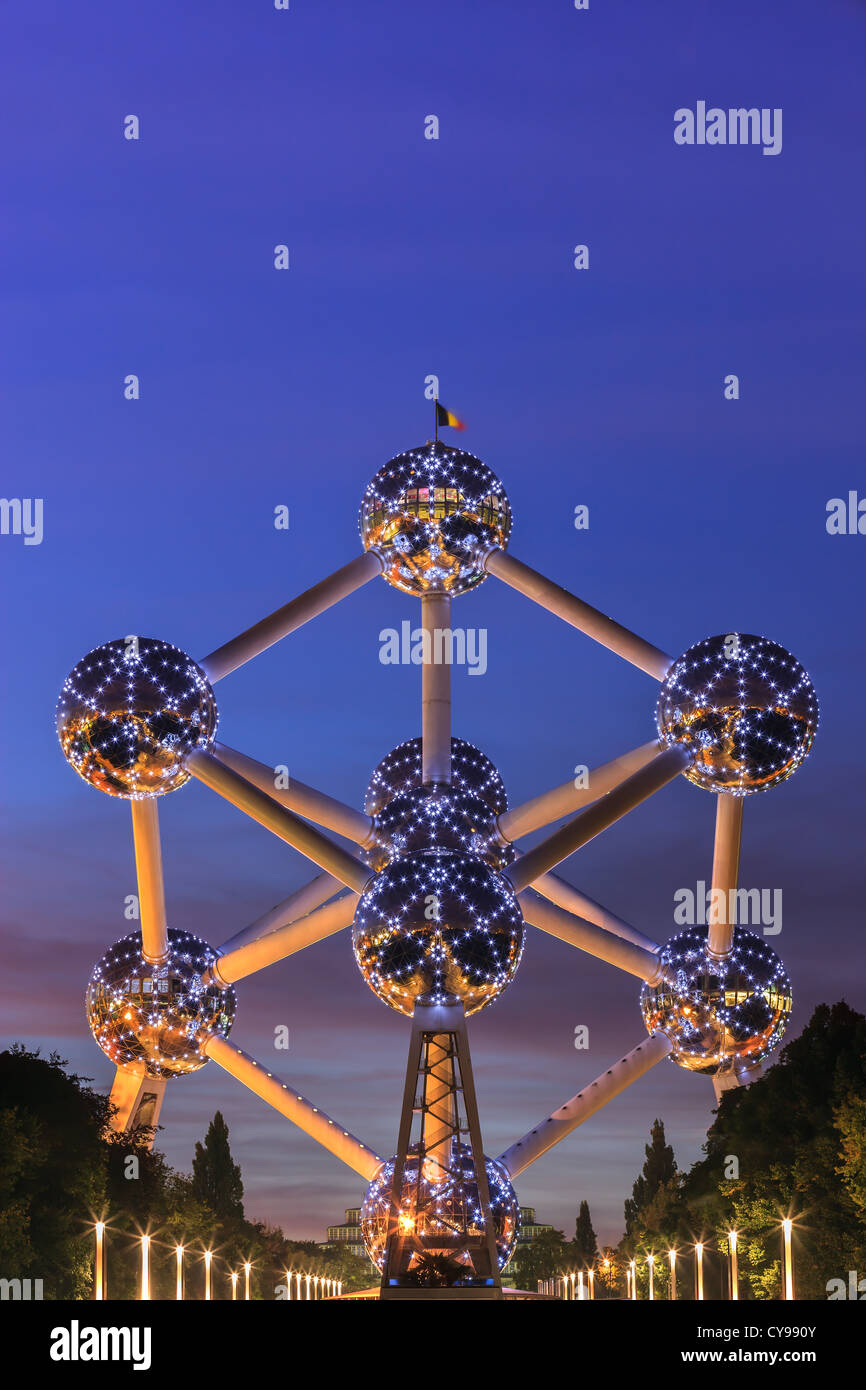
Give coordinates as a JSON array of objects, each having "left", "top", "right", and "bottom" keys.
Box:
[
  {"left": 506, "top": 745, "right": 692, "bottom": 892},
  {"left": 186, "top": 750, "right": 372, "bottom": 893},
  {"left": 205, "top": 892, "right": 358, "bottom": 987},
  {"left": 483, "top": 548, "right": 672, "bottom": 679},
  {"left": 497, "top": 1033, "right": 673, "bottom": 1178},
  {"left": 200, "top": 550, "right": 382, "bottom": 683},
  {"left": 211, "top": 742, "right": 374, "bottom": 845},
  {"left": 217, "top": 871, "right": 344, "bottom": 954},
  {"left": 528, "top": 868, "right": 660, "bottom": 954},
  {"left": 204, "top": 1035, "right": 381, "bottom": 1180},
  {"left": 520, "top": 889, "right": 667, "bottom": 983},
  {"left": 499, "top": 740, "right": 663, "bottom": 841}
]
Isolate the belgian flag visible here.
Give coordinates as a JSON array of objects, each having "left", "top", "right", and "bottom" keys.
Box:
[{"left": 435, "top": 400, "right": 466, "bottom": 431}]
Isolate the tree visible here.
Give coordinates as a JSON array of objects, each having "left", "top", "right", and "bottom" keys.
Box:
[
  {"left": 0, "top": 1047, "right": 109, "bottom": 1299},
  {"left": 624, "top": 1118, "right": 676, "bottom": 1238},
  {"left": 510, "top": 1227, "right": 570, "bottom": 1288},
  {"left": 573, "top": 1199, "right": 598, "bottom": 1266},
  {"left": 192, "top": 1111, "right": 244, "bottom": 1223}
]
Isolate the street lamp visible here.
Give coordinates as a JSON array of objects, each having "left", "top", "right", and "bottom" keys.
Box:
[
  {"left": 175, "top": 1245, "right": 184, "bottom": 1301},
  {"left": 94, "top": 1223, "right": 105, "bottom": 1301},
  {"left": 782, "top": 1219, "right": 794, "bottom": 1301},
  {"left": 204, "top": 1249, "right": 213, "bottom": 1301},
  {"left": 231, "top": 1270, "right": 239, "bottom": 1300},
  {"left": 695, "top": 1243, "right": 704, "bottom": 1301},
  {"left": 668, "top": 1248, "right": 677, "bottom": 1301},
  {"left": 140, "top": 1235, "right": 150, "bottom": 1301},
  {"left": 244, "top": 1261, "right": 251, "bottom": 1301},
  {"left": 647, "top": 1254, "right": 655, "bottom": 1302},
  {"left": 305, "top": 1273, "right": 311, "bottom": 1301},
  {"left": 728, "top": 1232, "right": 738, "bottom": 1301},
  {"left": 629, "top": 1259, "right": 637, "bottom": 1301}
]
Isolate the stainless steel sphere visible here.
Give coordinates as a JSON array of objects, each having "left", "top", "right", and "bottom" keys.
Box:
[
  {"left": 364, "top": 737, "right": 507, "bottom": 817},
  {"left": 352, "top": 849, "right": 525, "bottom": 1017},
  {"left": 360, "top": 1142, "right": 520, "bottom": 1274},
  {"left": 86, "top": 928, "right": 236, "bottom": 1079},
  {"left": 57, "top": 637, "right": 217, "bottom": 798},
  {"left": 641, "top": 926, "right": 792, "bottom": 1076},
  {"left": 359, "top": 440, "right": 511, "bottom": 596},
  {"left": 366, "top": 785, "right": 513, "bottom": 872},
  {"left": 657, "top": 633, "right": 817, "bottom": 794}
]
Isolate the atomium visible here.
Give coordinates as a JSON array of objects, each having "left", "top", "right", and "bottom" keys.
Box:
[
  {"left": 60, "top": 424, "right": 818, "bottom": 1298},
  {"left": 364, "top": 736, "right": 508, "bottom": 818},
  {"left": 86, "top": 928, "right": 236, "bottom": 1079},
  {"left": 640, "top": 926, "right": 792, "bottom": 1076},
  {"left": 352, "top": 849, "right": 525, "bottom": 1017},
  {"left": 657, "top": 633, "right": 818, "bottom": 794},
  {"left": 359, "top": 440, "right": 512, "bottom": 596},
  {"left": 360, "top": 1142, "right": 520, "bottom": 1273},
  {"left": 57, "top": 637, "right": 217, "bottom": 798}
]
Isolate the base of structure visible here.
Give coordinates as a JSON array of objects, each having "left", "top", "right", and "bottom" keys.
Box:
[
  {"left": 380, "top": 1285, "right": 505, "bottom": 1301},
  {"left": 108, "top": 1066, "right": 167, "bottom": 1146}
]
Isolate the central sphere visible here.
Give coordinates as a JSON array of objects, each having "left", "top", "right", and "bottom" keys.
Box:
[
  {"left": 360, "top": 1142, "right": 520, "bottom": 1275},
  {"left": 352, "top": 849, "right": 525, "bottom": 1017},
  {"left": 368, "top": 785, "right": 513, "bottom": 871},
  {"left": 657, "top": 633, "right": 817, "bottom": 794},
  {"left": 640, "top": 926, "right": 792, "bottom": 1076},
  {"left": 57, "top": 637, "right": 217, "bottom": 798},
  {"left": 364, "top": 737, "right": 508, "bottom": 818},
  {"left": 359, "top": 440, "right": 512, "bottom": 596},
  {"left": 86, "top": 928, "right": 236, "bottom": 1079}
]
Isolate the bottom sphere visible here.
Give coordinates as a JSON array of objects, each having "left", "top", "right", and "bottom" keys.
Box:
[{"left": 361, "top": 1141, "right": 520, "bottom": 1277}]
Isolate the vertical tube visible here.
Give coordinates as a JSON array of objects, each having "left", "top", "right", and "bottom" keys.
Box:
[
  {"left": 421, "top": 593, "right": 451, "bottom": 785},
  {"left": 204, "top": 1250, "right": 212, "bottom": 1301},
  {"left": 629, "top": 1261, "right": 637, "bottom": 1300},
  {"left": 707, "top": 795, "right": 744, "bottom": 960},
  {"left": 232, "top": 1271, "right": 238, "bottom": 1300},
  {"left": 175, "top": 1245, "right": 184, "bottom": 1301},
  {"left": 669, "top": 1249, "right": 677, "bottom": 1301},
  {"left": 131, "top": 800, "right": 169, "bottom": 964},
  {"left": 577, "top": 1270, "right": 585, "bottom": 1301},
  {"left": 422, "top": 1033, "right": 456, "bottom": 1183},
  {"left": 648, "top": 1256, "right": 654, "bottom": 1301},
  {"left": 696, "top": 1243, "right": 704, "bottom": 1300},
  {"left": 730, "top": 1232, "right": 738, "bottom": 1301}
]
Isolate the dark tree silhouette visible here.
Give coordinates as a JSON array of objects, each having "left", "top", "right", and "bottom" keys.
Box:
[{"left": 192, "top": 1111, "right": 244, "bottom": 1222}]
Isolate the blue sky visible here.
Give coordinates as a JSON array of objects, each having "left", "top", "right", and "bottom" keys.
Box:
[{"left": 2, "top": 0, "right": 865, "bottom": 1245}]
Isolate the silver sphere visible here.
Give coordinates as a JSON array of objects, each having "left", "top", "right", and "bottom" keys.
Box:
[
  {"left": 352, "top": 849, "right": 525, "bottom": 1017},
  {"left": 364, "top": 737, "right": 507, "bottom": 818},
  {"left": 58, "top": 637, "right": 217, "bottom": 798},
  {"left": 359, "top": 440, "right": 512, "bottom": 596},
  {"left": 641, "top": 926, "right": 792, "bottom": 1076},
  {"left": 86, "top": 928, "right": 236, "bottom": 1079},
  {"left": 360, "top": 1142, "right": 520, "bottom": 1275},
  {"left": 367, "top": 785, "right": 513, "bottom": 872},
  {"left": 657, "top": 633, "right": 818, "bottom": 794}
]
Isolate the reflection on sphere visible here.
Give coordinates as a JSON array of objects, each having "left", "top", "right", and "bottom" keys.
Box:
[
  {"left": 86, "top": 928, "right": 236, "bottom": 1079},
  {"left": 57, "top": 637, "right": 217, "bottom": 798},
  {"left": 359, "top": 441, "right": 511, "bottom": 596},
  {"left": 352, "top": 850, "right": 524, "bottom": 1017},
  {"left": 657, "top": 633, "right": 817, "bottom": 794},
  {"left": 641, "top": 926, "right": 792, "bottom": 1076}
]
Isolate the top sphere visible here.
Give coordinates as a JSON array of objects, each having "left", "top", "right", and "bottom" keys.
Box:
[
  {"left": 57, "top": 637, "right": 217, "bottom": 798},
  {"left": 364, "top": 737, "right": 508, "bottom": 818},
  {"left": 359, "top": 440, "right": 511, "bottom": 595},
  {"left": 657, "top": 633, "right": 818, "bottom": 794}
]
